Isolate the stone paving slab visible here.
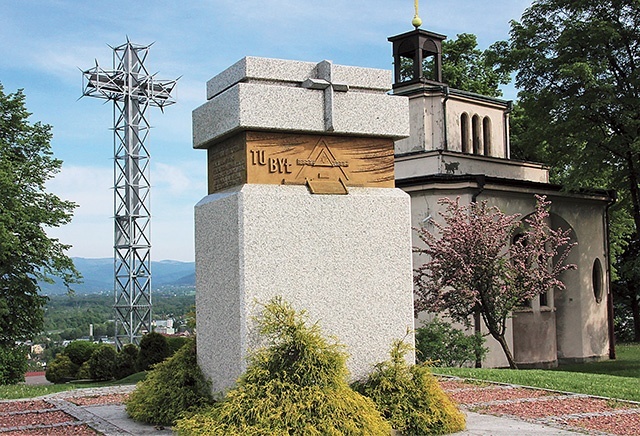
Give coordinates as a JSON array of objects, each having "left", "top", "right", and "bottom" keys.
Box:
[{"left": 84, "top": 404, "right": 173, "bottom": 435}]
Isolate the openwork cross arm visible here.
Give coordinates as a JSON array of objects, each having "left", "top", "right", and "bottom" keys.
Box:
[{"left": 82, "top": 41, "right": 177, "bottom": 350}]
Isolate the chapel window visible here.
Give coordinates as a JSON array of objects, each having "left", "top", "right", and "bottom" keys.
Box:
[
  {"left": 592, "top": 258, "right": 604, "bottom": 303},
  {"left": 540, "top": 291, "right": 549, "bottom": 307},
  {"left": 461, "top": 113, "right": 471, "bottom": 153},
  {"left": 472, "top": 115, "right": 482, "bottom": 155},
  {"left": 483, "top": 116, "right": 492, "bottom": 156}
]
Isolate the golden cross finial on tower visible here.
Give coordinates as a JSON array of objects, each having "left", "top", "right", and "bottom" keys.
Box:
[{"left": 412, "top": 0, "right": 423, "bottom": 28}]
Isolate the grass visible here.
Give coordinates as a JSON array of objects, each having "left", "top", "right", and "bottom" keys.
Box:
[
  {"left": 548, "top": 342, "right": 640, "bottom": 378},
  {"left": 0, "top": 372, "right": 147, "bottom": 400},
  {"left": 433, "top": 343, "right": 640, "bottom": 402},
  {"left": 3, "top": 345, "right": 639, "bottom": 401}
]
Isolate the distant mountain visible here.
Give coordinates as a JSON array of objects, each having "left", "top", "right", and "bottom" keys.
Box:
[{"left": 40, "top": 257, "right": 195, "bottom": 295}]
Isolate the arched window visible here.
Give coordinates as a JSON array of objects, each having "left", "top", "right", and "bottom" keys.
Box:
[
  {"left": 397, "top": 40, "right": 416, "bottom": 83},
  {"left": 421, "top": 40, "right": 439, "bottom": 81},
  {"left": 472, "top": 115, "right": 482, "bottom": 155},
  {"left": 461, "top": 113, "right": 471, "bottom": 153},
  {"left": 483, "top": 116, "right": 492, "bottom": 156}
]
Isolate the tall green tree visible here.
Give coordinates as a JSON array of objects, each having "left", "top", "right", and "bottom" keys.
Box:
[
  {"left": 504, "top": 0, "right": 640, "bottom": 338},
  {"left": 442, "top": 33, "right": 511, "bottom": 98},
  {"left": 0, "top": 84, "right": 79, "bottom": 383}
]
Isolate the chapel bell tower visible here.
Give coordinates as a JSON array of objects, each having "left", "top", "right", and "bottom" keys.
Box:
[
  {"left": 391, "top": 5, "right": 613, "bottom": 369},
  {"left": 388, "top": 19, "right": 512, "bottom": 157},
  {"left": 388, "top": 28, "right": 447, "bottom": 91}
]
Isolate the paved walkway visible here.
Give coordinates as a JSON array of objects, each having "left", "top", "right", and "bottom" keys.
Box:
[{"left": 3, "top": 376, "right": 639, "bottom": 435}]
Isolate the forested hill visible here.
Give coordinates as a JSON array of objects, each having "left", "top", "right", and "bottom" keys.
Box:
[{"left": 40, "top": 257, "right": 195, "bottom": 295}]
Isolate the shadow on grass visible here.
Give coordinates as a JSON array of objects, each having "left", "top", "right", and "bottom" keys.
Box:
[
  {"left": 433, "top": 343, "right": 640, "bottom": 402},
  {"left": 549, "top": 343, "right": 640, "bottom": 378}
]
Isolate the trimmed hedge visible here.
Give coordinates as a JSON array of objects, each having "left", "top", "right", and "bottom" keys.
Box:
[
  {"left": 353, "top": 340, "right": 466, "bottom": 435},
  {"left": 65, "top": 341, "right": 98, "bottom": 367},
  {"left": 136, "top": 332, "right": 170, "bottom": 371},
  {"left": 88, "top": 344, "right": 117, "bottom": 381},
  {"left": 114, "top": 344, "right": 138, "bottom": 380},
  {"left": 415, "top": 318, "right": 487, "bottom": 367},
  {"left": 126, "top": 338, "right": 213, "bottom": 426},
  {"left": 0, "top": 345, "right": 27, "bottom": 385},
  {"left": 45, "top": 354, "right": 77, "bottom": 384},
  {"left": 175, "top": 297, "right": 391, "bottom": 435}
]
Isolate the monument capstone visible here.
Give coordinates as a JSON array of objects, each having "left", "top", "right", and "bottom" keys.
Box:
[{"left": 193, "top": 56, "right": 414, "bottom": 393}]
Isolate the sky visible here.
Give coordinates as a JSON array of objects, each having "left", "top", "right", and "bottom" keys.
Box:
[{"left": 1, "top": 0, "right": 533, "bottom": 262}]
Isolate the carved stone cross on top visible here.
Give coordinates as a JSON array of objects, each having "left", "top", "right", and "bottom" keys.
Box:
[{"left": 302, "top": 60, "right": 349, "bottom": 132}]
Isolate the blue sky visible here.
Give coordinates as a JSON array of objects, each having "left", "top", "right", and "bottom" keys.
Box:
[{"left": 1, "top": 0, "right": 533, "bottom": 261}]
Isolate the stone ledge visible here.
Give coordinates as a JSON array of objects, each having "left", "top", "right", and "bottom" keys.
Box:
[
  {"left": 206, "top": 56, "right": 392, "bottom": 100},
  {"left": 193, "top": 82, "right": 408, "bottom": 148}
]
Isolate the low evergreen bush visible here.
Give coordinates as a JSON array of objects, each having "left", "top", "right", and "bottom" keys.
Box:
[
  {"left": 65, "top": 341, "right": 98, "bottom": 367},
  {"left": 125, "top": 338, "right": 213, "bottom": 426},
  {"left": 88, "top": 344, "right": 117, "bottom": 381},
  {"left": 0, "top": 345, "right": 27, "bottom": 385},
  {"left": 45, "top": 354, "right": 78, "bottom": 384},
  {"left": 175, "top": 297, "right": 391, "bottom": 435},
  {"left": 166, "top": 336, "right": 189, "bottom": 356},
  {"left": 76, "top": 361, "right": 91, "bottom": 380},
  {"left": 114, "top": 344, "right": 138, "bottom": 380},
  {"left": 353, "top": 340, "right": 466, "bottom": 435},
  {"left": 136, "top": 332, "right": 170, "bottom": 371},
  {"left": 415, "top": 318, "right": 486, "bottom": 367}
]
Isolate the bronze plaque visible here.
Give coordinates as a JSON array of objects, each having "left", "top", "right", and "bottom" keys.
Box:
[
  {"left": 207, "top": 134, "right": 247, "bottom": 194},
  {"left": 207, "top": 131, "right": 395, "bottom": 194}
]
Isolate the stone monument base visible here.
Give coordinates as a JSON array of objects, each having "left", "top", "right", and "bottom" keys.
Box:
[{"left": 195, "top": 184, "right": 414, "bottom": 393}]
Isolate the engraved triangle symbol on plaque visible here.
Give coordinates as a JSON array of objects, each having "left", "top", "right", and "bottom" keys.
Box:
[
  {"left": 295, "top": 138, "right": 350, "bottom": 181},
  {"left": 315, "top": 148, "right": 334, "bottom": 166}
]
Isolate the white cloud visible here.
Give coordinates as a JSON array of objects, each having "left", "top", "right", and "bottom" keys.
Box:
[
  {"left": 44, "top": 165, "right": 112, "bottom": 258},
  {"left": 153, "top": 161, "right": 205, "bottom": 195},
  {"left": 8, "top": 0, "right": 535, "bottom": 262},
  {"left": 47, "top": 165, "right": 112, "bottom": 218},
  {"left": 45, "top": 161, "right": 204, "bottom": 261}
]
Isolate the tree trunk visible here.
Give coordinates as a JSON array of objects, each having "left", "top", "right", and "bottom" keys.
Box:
[
  {"left": 632, "top": 293, "right": 640, "bottom": 342},
  {"left": 480, "top": 311, "right": 518, "bottom": 369},
  {"left": 624, "top": 152, "right": 640, "bottom": 342},
  {"left": 626, "top": 152, "right": 640, "bottom": 243},
  {"left": 493, "top": 333, "right": 518, "bottom": 369},
  {"left": 474, "top": 309, "right": 482, "bottom": 368}
]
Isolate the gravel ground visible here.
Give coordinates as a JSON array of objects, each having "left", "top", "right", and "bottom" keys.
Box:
[
  {"left": 0, "top": 410, "right": 76, "bottom": 428},
  {"left": 1, "top": 379, "right": 639, "bottom": 435},
  {"left": 567, "top": 413, "right": 640, "bottom": 435},
  {"left": 439, "top": 377, "right": 640, "bottom": 435},
  {"left": 2, "top": 424, "right": 99, "bottom": 435},
  {"left": 447, "top": 385, "right": 555, "bottom": 404},
  {"left": 480, "top": 396, "right": 635, "bottom": 418},
  {"left": 0, "top": 388, "right": 133, "bottom": 435},
  {"left": 0, "top": 401, "right": 54, "bottom": 414}
]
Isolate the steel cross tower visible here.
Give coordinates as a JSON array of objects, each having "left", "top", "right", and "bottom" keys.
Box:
[{"left": 82, "top": 41, "right": 177, "bottom": 350}]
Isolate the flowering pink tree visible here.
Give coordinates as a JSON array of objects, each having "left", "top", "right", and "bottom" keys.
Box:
[{"left": 414, "top": 195, "right": 576, "bottom": 369}]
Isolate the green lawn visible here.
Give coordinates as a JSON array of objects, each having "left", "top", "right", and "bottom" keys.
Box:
[
  {"left": 433, "top": 343, "right": 640, "bottom": 402},
  {"left": 0, "top": 372, "right": 147, "bottom": 400},
  {"left": 3, "top": 345, "right": 639, "bottom": 401},
  {"left": 548, "top": 342, "right": 640, "bottom": 378}
]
